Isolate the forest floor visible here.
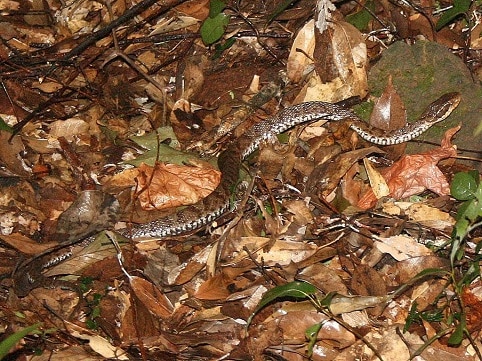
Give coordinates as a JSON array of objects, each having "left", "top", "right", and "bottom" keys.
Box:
[{"left": 0, "top": 0, "right": 482, "bottom": 360}]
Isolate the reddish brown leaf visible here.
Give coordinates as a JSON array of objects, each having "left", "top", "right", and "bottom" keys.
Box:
[
  {"left": 194, "top": 272, "right": 231, "bottom": 300},
  {"left": 136, "top": 161, "right": 220, "bottom": 210},
  {"left": 358, "top": 126, "right": 460, "bottom": 209},
  {"left": 130, "top": 276, "right": 174, "bottom": 319},
  {"left": 370, "top": 77, "right": 406, "bottom": 131}
]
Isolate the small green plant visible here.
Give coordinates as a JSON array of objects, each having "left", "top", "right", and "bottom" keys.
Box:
[
  {"left": 248, "top": 172, "right": 482, "bottom": 355},
  {"left": 435, "top": 0, "right": 472, "bottom": 31},
  {"left": 450, "top": 171, "right": 482, "bottom": 265},
  {"left": 0, "top": 323, "right": 42, "bottom": 360},
  {"left": 79, "top": 277, "right": 103, "bottom": 330},
  {"left": 247, "top": 281, "right": 387, "bottom": 357},
  {"left": 0, "top": 116, "right": 13, "bottom": 133},
  {"left": 200, "top": 0, "right": 229, "bottom": 45}
]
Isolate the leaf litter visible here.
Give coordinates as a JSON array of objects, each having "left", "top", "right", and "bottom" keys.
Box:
[{"left": 0, "top": 0, "right": 480, "bottom": 360}]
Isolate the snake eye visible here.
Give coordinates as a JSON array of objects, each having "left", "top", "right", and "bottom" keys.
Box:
[{"left": 420, "top": 92, "right": 461, "bottom": 123}]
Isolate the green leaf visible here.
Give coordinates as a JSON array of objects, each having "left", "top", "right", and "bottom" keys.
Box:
[
  {"left": 128, "top": 127, "right": 203, "bottom": 167},
  {"left": 451, "top": 172, "right": 477, "bottom": 201},
  {"left": 435, "top": 0, "right": 471, "bottom": 31},
  {"left": 213, "top": 37, "right": 236, "bottom": 59},
  {"left": 447, "top": 317, "right": 466, "bottom": 346},
  {"left": 404, "top": 301, "right": 420, "bottom": 332},
  {"left": 208, "top": 0, "right": 225, "bottom": 18},
  {"left": 246, "top": 281, "right": 317, "bottom": 326},
  {"left": 200, "top": 13, "right": 229, "bottom": 45},
  {"left": 412, "top": 267, "right": 451, "bottom": 280},
  {"left": 421, "top": 309, "right": 443, "bottom": 323},
  {"left": 457, "top": 261, "right": 480, "bottom": 289},
  {"left": 346, "top": 0, "right": 375, "bottom": 31},
  {"left": 0, "top": 323, "right": 42, "bottom": 359},
  {"left": 0, "top": 116, "right": 13, "bottom": 133},
  {"left": 305, "top": 322, "right": 324, "bottom": 357}
]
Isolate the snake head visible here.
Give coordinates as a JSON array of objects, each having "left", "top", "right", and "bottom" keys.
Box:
[{"left": 419, "top": 92, "right": 461, "bottom": 124}]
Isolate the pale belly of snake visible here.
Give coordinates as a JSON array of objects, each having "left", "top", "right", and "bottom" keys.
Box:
[{"left": 14, "top": 92, "right": 461, "bottom": 295}]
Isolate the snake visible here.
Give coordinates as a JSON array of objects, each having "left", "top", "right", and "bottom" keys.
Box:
[{"left": 13, "top": 92, "right": 461, "bottom": 296}]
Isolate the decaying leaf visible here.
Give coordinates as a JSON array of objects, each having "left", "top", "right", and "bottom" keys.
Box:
[
  {"left": 286, "top": 19, "right": 316, "bottom": 83},
  {"left": 136, "top": 161, "right": 220, "bottom": 210},
  {"left": 287, "top": 18, "right": 368, "bottom": 103},
  {"left": 65, "top": 321, "right": 129, "bottom": 360},
  {"left": 374, "top": 235, "right": 433, "bottom": 261},
  {"left": 328, "top": 293, "right": 388, "bottom": 315},
  {"left": 129, "top": 276, "right": 174, "bottom": 318},
  {"left": 364, "top": 158, "right": 389, "bottom": 199},
  {"left": 358, "top": 126, "right": 460, "bottom": 209},
  {"left": 369, "top": 77, "right": 407, "bottom": 132}
]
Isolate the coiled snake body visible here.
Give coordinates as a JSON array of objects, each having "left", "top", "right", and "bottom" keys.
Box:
[{"left": 14, "top": 92, "right": 461, "bottom": 295}]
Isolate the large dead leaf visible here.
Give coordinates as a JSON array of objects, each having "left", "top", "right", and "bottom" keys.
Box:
[
  {"left": 136, "top": 161, "right": 220, "bottom": 210},
  {"left": 358, "top": 126, "right": 460, "bottom": 209},
  {"left": 288, "top": 18, "right": 368, "bottom": 103}
]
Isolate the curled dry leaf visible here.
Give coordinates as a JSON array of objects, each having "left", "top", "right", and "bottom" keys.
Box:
[
  {"left": 363, "top": 158, "right": 390, "bottom": 199},
  {"left": 393, "top": 256, "right": 450, "bottom": 283},
  {"left": 168, "top": 244, "right": 213, "bottom": 285},
  {"left": 374, "top": 235, "right": 433, "bottom": 261},
  {"left": 275, "top": 309, "right": 356, "bottom": 348},
  {"left": 329, "top": 294, "right": 388, "bottom": 315},
  {"left": 129, "top": 276, "right": 174, "bottom": 319},
  {"left": 287, "top": 19, "right": 368, "bottom": 103},
  {"left": 307, "top": 146, "right": 380, "bottom": 199},
  {"left": 358, "top": 126, "right": 460, "bottom": 209},
  {"left": 370, "top": 77, "right": 406, "bottom": 131},
  {"left": 65, "top": 321, "right": 129, "bottom": 360},
  {"left": 287, "top": 19, "right": 315, "bottom": 83},
  {"left": 136, "top": 161, "right": 220, "bottom": 211}
]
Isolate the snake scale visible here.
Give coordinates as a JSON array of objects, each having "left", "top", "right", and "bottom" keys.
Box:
[{"left": 13, "top": 92, "right": 461, "bottom": 296}]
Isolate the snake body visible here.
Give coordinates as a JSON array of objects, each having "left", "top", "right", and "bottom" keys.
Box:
[{"left": 13, "top": 92, "right": 461, "bottom": 295}]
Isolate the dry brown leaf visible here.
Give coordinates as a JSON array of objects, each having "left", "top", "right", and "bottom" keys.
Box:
[
  {"left": 329, "top": 294, "right": 388, "bottom": 315},
  {"left": 168, "top": 244, "right": 213, "bottom": 285},
  {"left": 49, "top": 118, "right": 90, "bottom": 140},
  {"left": 64, "top": 321, "right": 129, "bottom": 360},
  {"left": 286, "top": 19, "right": 315, "bottom": 83},
  {"left": 194, "top": 272, "right": 231, "bottom": 300},
  {"left": 130, "top": 276, "right": 174, "bottom": 318},
  {"left": 462, "top": 282, "right": 482, "bottom": 333},
  {"left": 363, "top": 158, "right": 389, "bottom": 198},
  {"left": 393, "top": 256, "right": 450, "bottom": 283},
  {"left": 0, "top": 130, "right": 28, "bottom": 176},
  {"left": 229, "top": 237, "right": 318, "bottom": 266},
  {"left": 32, "top": 81, "right": 64, "bottom": 93},
  {"left": 299, "top": 263, "right": 348, "bottom": 294},
  {"left": 367, "top": 78, "right": 408, "bottom": 159},
  {"left": 0, "top": 0, "right": 19, "bottom": 11},
  {"left": 405, "top": 202, "right": 455, "bottom": 229},
  {"left": 341, "top": 161, "right": 363, "bottom": 205},
  {"left": 308, "top": 146, "right": 380, "bottom": 199},
  {"left": 136, "top": 161, "right": 220, "bottom": 210},
  {"left": 176, "top": 0, "right": 210, "bottom": 21},
  {"left": 283, "top": 199, "right": 314, "bottom": 226},
  {"left": 374, "top": 235, "right": 433, "bottom": 261},
  {"left": 411, "top": 279, "right": 447, "bottom": 311},
  {"left": 0, "top": 233, "right": 57, "bottom": 255},
  {"left": 357, "top": 126, "right": 460, "bottom": 209},
  {"left": 370, "top": 77, "right": 406, "bottom": 131}
]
